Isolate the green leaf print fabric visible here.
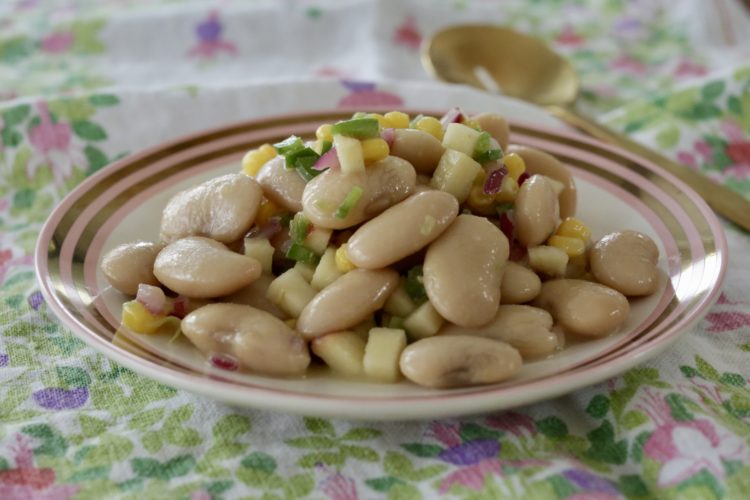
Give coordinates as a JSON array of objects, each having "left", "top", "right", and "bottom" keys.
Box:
[{"left": 1, "top": 1, "right": 750, "bottom": 499}]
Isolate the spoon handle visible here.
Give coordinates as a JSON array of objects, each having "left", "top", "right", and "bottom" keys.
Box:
[{"left": 547, "top": 105, "right": 750, "bottom": 232}]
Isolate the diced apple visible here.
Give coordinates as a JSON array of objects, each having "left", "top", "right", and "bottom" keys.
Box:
[
  {"left": 244, "top": 237, "right": 274, "bottom": 274},
  {"left": 363, "top": 327, "right": 407, "bottom": 383},
  {"left": 312, "top": 331, "right": 366, "bottom": 377},
  {"left": 403, "top": 301, "right": 445, "bottom": 339},
  {"left": 311, "top": 247, "right": 342, "bottom": 290},
  {"left": 304, "top": 227, "right": 333, "bottom": 255},
  {"left": 294, "top": 261, "right": 316, "bottom": 282},
  {"left": 431, "top": 149, "right": 482, "bottom": 203},
  {"left": 333, "top": 135, "right": 365, "bottom": 175},
  {"left": 442, "top": 123, "right": 482, "bottom": 155},
  {"left": 266, "top": 268, "right": 318, "bottom": 318},
  {"left": 528, "top": 245, "right": 569, "bottom": 278},
  {"left": 383, "top": 282, "right": 417, "bottom": 317}
]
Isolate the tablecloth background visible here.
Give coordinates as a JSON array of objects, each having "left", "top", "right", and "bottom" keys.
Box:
[{"left": 2, "top": 1, "right": 750, "bottom": 498}]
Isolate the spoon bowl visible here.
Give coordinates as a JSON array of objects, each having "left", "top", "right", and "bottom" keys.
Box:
[
  {"left": 422, "top": 24, "right": 750, "bottom": 231},
  {"left": 423, "top": 25, "right": 578, "bottom": 106}
]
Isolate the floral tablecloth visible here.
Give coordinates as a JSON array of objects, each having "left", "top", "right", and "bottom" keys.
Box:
[{"left": 2, "top": 1, "right": 750, "bottom": 498}]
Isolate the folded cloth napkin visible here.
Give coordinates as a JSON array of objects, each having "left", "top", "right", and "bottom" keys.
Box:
[{"left": 1, "top": 1, "right": 749, "bottom": 499}]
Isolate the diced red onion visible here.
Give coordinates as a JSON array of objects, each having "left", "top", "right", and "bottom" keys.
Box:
[
  {"left": 136, "top": 284, "right": 166, "bottom": 315},
  {"left": 313, "top": 147, "right": 339, "bottom": 171},
  {"left": 170, "top": 296, "right": 188, "bottom": 318},
  {"left": 483, "top": 167, "right": 508, "bottom": 195},
  {"left": 517, "top": 172, "right": 530, "bottom": 186},
  {"left": 499, "top": 212, "right": 515, "bottom": 241},
  {"left": 380, "top": 128, "right": 396, "bottom": 147},
  {"left": 246, "top": 216, "right": 282, "bottom": 240},
  {"left": 209, "top": 352, "right": 239, "bottom": 371},
  {"left": 440, "top": 107, "right": 465, "bottom": 128}
]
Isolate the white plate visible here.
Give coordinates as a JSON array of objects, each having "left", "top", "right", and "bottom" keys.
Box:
[{"left": 35, "top": 81, "right": 727, "bottom": 419}]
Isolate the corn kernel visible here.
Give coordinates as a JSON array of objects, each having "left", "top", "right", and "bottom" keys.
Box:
[
  {"left": 121, "top": 301, "right": 179, "bottom": 335},
  {"left": 467, "top": 185, "right": 496, "bottom": 215},
  {"left": 548, "top": 235, "right": 586, "bottom": 257},
  {"left": 556, "top": 217, "right": 591, "bottom": 242},
  {"left": 567, "top": 253, "right": 588, "bottom": 279},
  {"left": 241, "top": 144, "right": 277, "bottom": 176},
  {"left": 383, "top": 111, "right": 410, "bottom": 129},
  {"left": 503, "top": 153, "right": 526, "bottom": 180},
  {"left": 335, "top": 245, "right": 357, "bottom": 272},
  {"left": 361, "top": 138, "right": 390, "bottom": 164},
  {"left": 366, "top": 113, "right": 387, "bottom": 127},
  {"left": 462, "top": 119, "right": 481, "bottom": 130},
  {"left": 316, "top": 124, "right": 333, "bottom": 143},
  {"left": 494, "top": 176, "right": 519, "bottom": 203},
  {"left": 258, "top": 144, "right": 276, "bottom": 157},
  {"left": 285, "top": 318, "right": 297, "bottom": 329},
  {"left": 415, "top": 116, "right": 443, "bottom": 140},
  {"left": 255, "top": 197, "right": 280, "bottom": 227}
]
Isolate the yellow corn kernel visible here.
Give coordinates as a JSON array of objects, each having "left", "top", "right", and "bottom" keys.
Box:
[
  {"left": 463, "top": 119, "right": 481, "bottom": 130},
  {"left": 316, "top": 124, "right": 333, "bottom": 143},
  {"left": 556, "top": 217, "right": 592, "bottom": 242},
  {"left": 503, "top": 153, "right": 526, "bottom": 181},
  {"left": 285, "top": 318, "right": 297, "bottom": 329},
  {"left": 335, "top": 245, "right": 357, "bottom": 272},
  {"left": 548, "top": 235, "right": 586, "bottom": 257},
  {"left": 255, "top": 198, "right": 280, "bottom": 227},
  {"left": 121, "top": 301, "right": 179, "bottom": 335},
  {"left": 494, "top": 176, "right": 519, "bottom": 203},
  {"left": 361, "top": 138, "right": 390, "bottom": 164},
  {"left": 567, "top": 253, "right": 588, "bottom": 279},
  {"left": 415, "top": 116, "right": 443, "bottom": 140},
  {"left": 383, "top": 111, "right": 410, "bottom": 129},
  {"left": 473, "top": 169, "right": 487, "bottom": 186},
  {"left": 241, "top": 144, "right": 277, "bottom": 176},
  {"left": 366, "top": 113, "right": 387, "bottom": 127},
  {"left": 466, "top": 185, "right": 496, "bottom": 215}
]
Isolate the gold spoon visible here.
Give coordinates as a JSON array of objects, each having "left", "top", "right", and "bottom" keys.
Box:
[{"left": 423, "top": 24, "right": 750, "bottom": 231}]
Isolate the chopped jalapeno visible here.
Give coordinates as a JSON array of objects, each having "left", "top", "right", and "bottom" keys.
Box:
[
  {"left": 473, "top": 131, "right": 503, "bottom": 164},
  {"left": 334, "top": 186, "right": 364, "bottom": 218},
  {"left": 289, "top": 213, "right": 311, "bottom": 243},
  {"left": 285, "top": 243, "right": 321, "bottom": 266},
  {"left": 331, "top": 118, "right": 380, "bottom": 139},
  {"left": 404, "top": 265, "right": 428, "bottom": 304},
  {"left": 273, "top": 135, "right": 304, "bottom": 155}
]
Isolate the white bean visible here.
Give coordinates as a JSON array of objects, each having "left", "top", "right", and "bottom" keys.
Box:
[
  {"left": 590, "top": 231, "right": 659, "bottom": 296},
  {"left": 423, "top": 214, "right": 509, "bottom": 327},
  {"left": 440, "top": 305, "right": 559, "bottom": 358},
  {"left": 399, "top": 336, "right": 522, "bottom": 388},
  {"left": 154, "top": 236, "right": 261, "bottom": 298},
  {"left": 346, "top": 190, "right": 459, "bottom": 269},
  {"left": 390, "top": 129, "right": 445, "bottom": 174},
  {"left": 101, "top": 241, "right": 162, "bottom": 295},
  {"left": 514, "top": 175, "right": 559, "bottom": 247},
  {"left": 533, "top": 279, "right": 629, "bottom": 337},
  {"left": 302, "top": 156, "right": 416, "bottom": 229},
  {"left": 160, "top": 173, "right": 262, "bottom": 244},
  {"left": 296, "top": 269, "right": 399, "bottom": 338},
  {"left": 255, "top": 156, "right": 306, "bottom": 212},
  {"left": 507, "top": 145, "right": 577, "bottom": 219},
  {"left": 500, "top": 261, "right": 542, "bottom": 304},
  {"left": 182, "top": 303, "right": 309, "bottom": 376}
]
